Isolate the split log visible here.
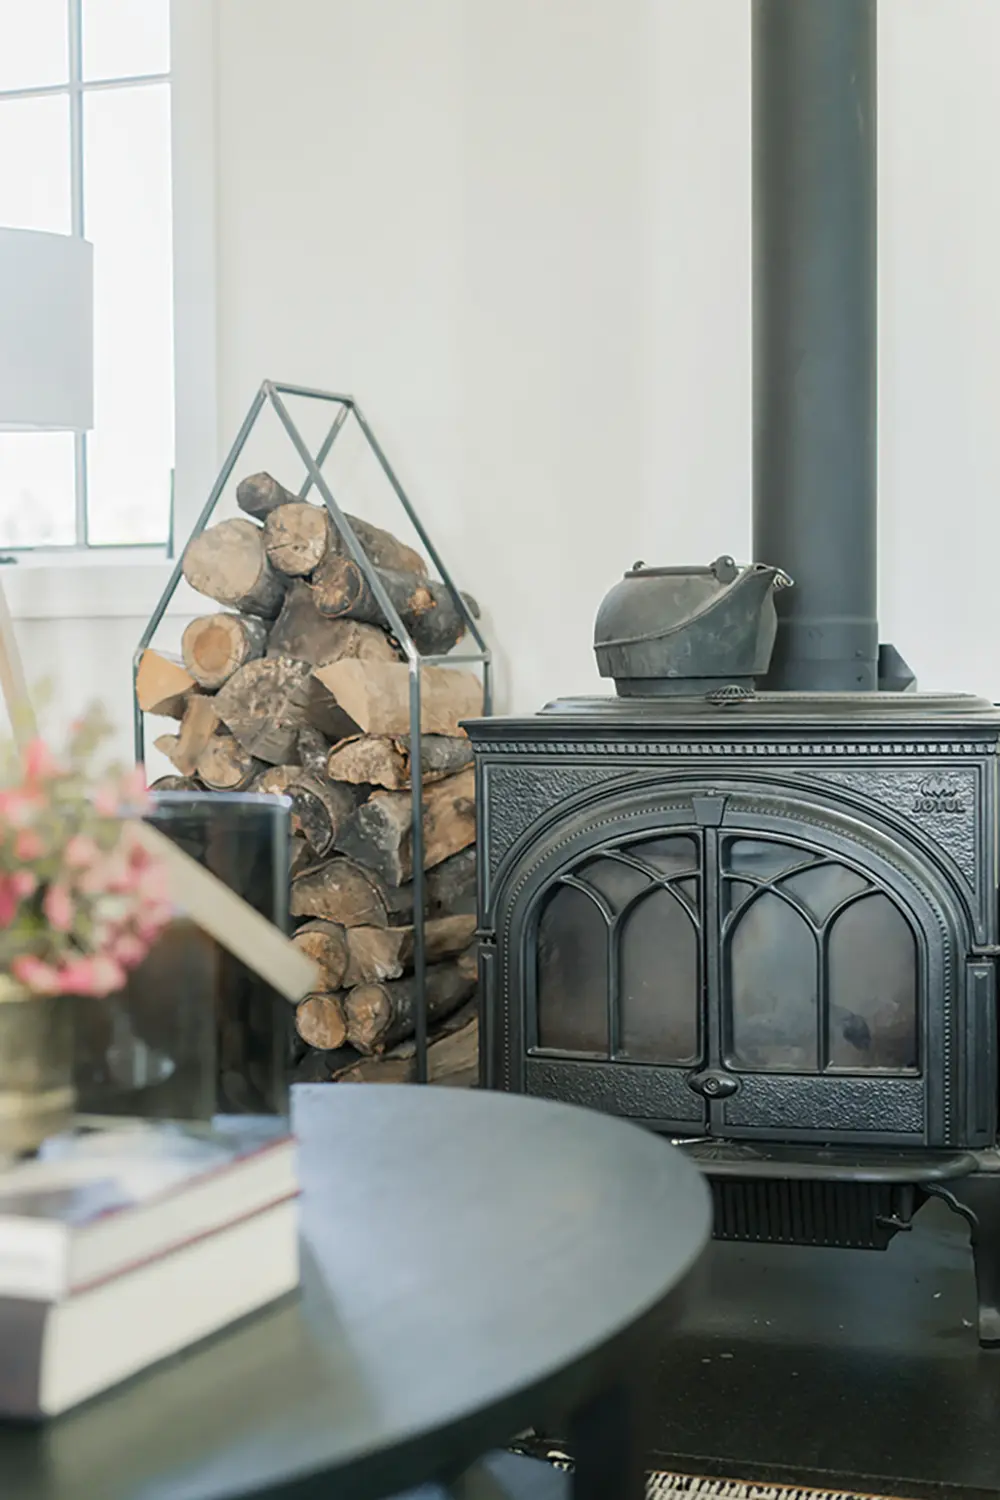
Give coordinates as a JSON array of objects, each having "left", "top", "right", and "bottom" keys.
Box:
[
  {"left": 136, "top": 649, "right": 195, "bottom": 718},
  {"left": 334, "top": 1013, "right": 479, "bottom": 1086},
  {"left": 253, "top": 766, "right": 359, "bottom": 857},
  {"left": 154, "top": 695, "right": 220, "bottom": 777},
  {"left": 326, "top": 733, "right": 472, "bottom": 791},
  {"left": 297, "top": 724, "right": 332, "bottom": 779},
  {"left": 344, "top": 953, "right": 477, "bottom": 1054},
  {"left": 290, "top": 857, "right": 413, "bottom": 929},
  {"left": 291, "top": 918, "right": 348, "bottom": 991},
  {"left": 310, "top": 556, "right": 472, "bottom": 654},
  {"left": 214, "top": 657, "right": 313, "bottom": 764},
  {"left": 294, "top": 993, "right": 348, "bottom": 1052},
  {"left": 266, "top": 579, "right": 401, "bottom": 668},
  {"left": 181, "top": 613, "right": 269, "bottom": 690},
  {"left": 196, "top": 732, "right": 262, "bottom": 791},
  {"left": 262, "top": 502, "right": 332, "bottom": 576},
  {"left": 343, "top": 914, "right": 478, "bottom": 986},
  {"left": 426, "top": 848, "right": 477, "bottom": 917},
  {"left": 148, "top": 775, "right": 201, "bottom": 792},
  {"left": 311, "top": 660, "right": 482, "bottom": 738},
  {"left": 182, "top": 518, "right": 285, "bottom": 618},
  {"left": 238, "top": 472, "right": 427, "bottom": 576},
  {"left": 338, "top": 766, "right": 476, "bottom": 887}
]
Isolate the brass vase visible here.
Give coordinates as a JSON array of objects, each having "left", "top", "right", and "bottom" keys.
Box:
[{"left": 0, "top": 982, "right": 75, "bottom": 1159}]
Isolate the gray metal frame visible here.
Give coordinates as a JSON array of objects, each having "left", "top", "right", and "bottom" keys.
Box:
[
  {"left": 0, "top": 0, "right": 171, "bottom": 550},
  {"left": 134, "top": 380, "right": 492, "bottom": 1083}
]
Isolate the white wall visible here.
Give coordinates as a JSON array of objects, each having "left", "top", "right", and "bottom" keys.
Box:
[
  {"left": 204, "top": 0, "right": 1000, "bottom": 712},
  {"left": 13, "top": 0, "right": 1000, "bottom": 759}
]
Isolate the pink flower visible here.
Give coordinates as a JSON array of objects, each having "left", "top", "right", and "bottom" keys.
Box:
[
  {"left": 57, "top": 956, "right": 97, "bottom": 995},
  {"left": 0, "top": 878, "right": 19, "bottom": 927},
  {"left": 88, "top": 953, "right": 126, "bottom": 996},
  {"left": 0, "top": 789, "right": 38, "bottom": 829},
  {"left": 14, "top": 828, "right": 43, "bottom": 862},
  {"left": 64, "top": 834, "right": 100, "bottom": 870},
  {"left": 22, "top": 739, "right": 59, "bottom": 783},
  {"left": 43, "top": 884, "right": 75, "bottom": 933},
  {"left": 12, "top": 954, "right": 62, "bottom": 995},
  {"left": 111, "top": 933, "right": 148, "bottom": 968},
  {"left": 11, "top": 870, "right": 37, "bottom": 900}
]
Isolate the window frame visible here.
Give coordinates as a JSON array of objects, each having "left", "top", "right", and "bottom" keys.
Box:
[{"left": 0, "top": 0, "right": 175, "bottom": 557}]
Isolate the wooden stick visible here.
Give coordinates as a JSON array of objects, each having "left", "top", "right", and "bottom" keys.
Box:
[{"left": 0, "top": 578, "right": 36, "bottom": 750}]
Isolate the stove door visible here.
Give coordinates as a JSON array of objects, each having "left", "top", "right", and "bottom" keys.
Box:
[
  {"left": 525, "top": 828, "right": 711, "bottom": 1133},
  {"left": 707, "top": 820, "right": 927, "bottom": 1144}
]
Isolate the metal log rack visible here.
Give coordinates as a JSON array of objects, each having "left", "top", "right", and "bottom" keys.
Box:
[{"left": 133, "top": 380, "right": 492, "bottom": 1084}]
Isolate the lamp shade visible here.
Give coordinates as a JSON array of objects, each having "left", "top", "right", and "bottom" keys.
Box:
[{"left": 0, "top": 227, "right": 93, "bottom": 433}]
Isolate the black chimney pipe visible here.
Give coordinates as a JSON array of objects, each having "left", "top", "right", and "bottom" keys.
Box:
[{"left": 753, "top": 0, "right": 878, "bottom": 692}]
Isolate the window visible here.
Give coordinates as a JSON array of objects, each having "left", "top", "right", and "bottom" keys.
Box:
[{"left": 0, "top": 0, "right": 173, "bottom": 550}]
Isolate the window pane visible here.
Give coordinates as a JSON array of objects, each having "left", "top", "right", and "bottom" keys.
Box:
[
  {"left": 0, "top": 0, "right": 68, "bottom": 90},
  {"left": 0, "top": 95, "right": 70, "bottom": 233},
  {"left": 83, "top": 83, "right": 173, "bottom": 545},
  {"left": 82, "top": 0, "right": 170, "bottom": 80},
  {"left": 828, "top": 895, "right": 918, "bottom": 1071},
  {"left": 729, "top": 893, "right": 818, "bottom": 1070},
  {"left": 0, "top": 434, "right": 76, "bottom": 547}
]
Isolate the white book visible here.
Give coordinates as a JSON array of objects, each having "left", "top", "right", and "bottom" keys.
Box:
[{"left": 0, "top": 1198, "right": 300, "bottom": 1418}]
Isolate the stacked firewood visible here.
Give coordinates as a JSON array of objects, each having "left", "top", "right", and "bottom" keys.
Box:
[{"left": 136, "top": 472, "right": 483, "bottom": 1088}]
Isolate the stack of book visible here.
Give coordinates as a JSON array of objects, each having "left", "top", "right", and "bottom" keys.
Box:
[{"left": 0, "top": 1116, "right": 299, "bottom": 1418}]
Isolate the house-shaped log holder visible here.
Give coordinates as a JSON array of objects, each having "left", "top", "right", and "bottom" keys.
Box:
[{"left": 133, "top": 382, "right": 492, "bottom": 1084}]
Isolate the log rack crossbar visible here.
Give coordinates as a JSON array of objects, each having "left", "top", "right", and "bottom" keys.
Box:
[{"left": 133, "top": 380, "right": 492, "bottom": 1084}]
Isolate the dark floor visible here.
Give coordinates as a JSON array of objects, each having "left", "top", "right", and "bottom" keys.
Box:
[{"left": 642, "top": 1199, "right": 1000, "bottom": 1499}]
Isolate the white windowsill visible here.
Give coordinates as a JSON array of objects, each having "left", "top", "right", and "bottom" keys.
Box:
[{"left": 2, "top": 554, "right": 203, "bottom": 621}]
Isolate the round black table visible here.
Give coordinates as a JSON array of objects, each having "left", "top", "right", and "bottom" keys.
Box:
[{"left": 3, "top": 1085, "right": 711, "bottom": 1500}]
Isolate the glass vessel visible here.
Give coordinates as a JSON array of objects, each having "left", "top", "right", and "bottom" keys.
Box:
[{"left": 74, "top": 792, "right": 293, "bottom": 1119}]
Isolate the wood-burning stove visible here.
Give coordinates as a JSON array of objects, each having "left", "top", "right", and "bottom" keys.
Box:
[{"left": 465, "top": 0, "right": 1000, "bottom": 1346}]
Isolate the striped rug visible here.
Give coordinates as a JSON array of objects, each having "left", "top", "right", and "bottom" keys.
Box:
[
  {"left": 513, "top": 1444, "right": 900, "bottom": 1500},
  {"left": 647, "top": 1478, "right": 900, "bottom": 1500}
]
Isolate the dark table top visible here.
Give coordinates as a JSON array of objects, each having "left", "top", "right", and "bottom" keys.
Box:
[{"left": 2, "top": 1085, "right": 710, "bottom": 1500}]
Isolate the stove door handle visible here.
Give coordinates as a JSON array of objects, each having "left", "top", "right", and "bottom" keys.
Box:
[{"left": 687, "top": 1069, "right": 740, "bottom": 1099}]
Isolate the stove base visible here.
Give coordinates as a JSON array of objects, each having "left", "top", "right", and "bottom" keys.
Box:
[{"left": 679, "top": 1140, "right": 1000, "bottom": 1346}]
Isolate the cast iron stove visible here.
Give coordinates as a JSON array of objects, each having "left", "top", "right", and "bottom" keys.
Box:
[{"left": 466, "top": 0, "right": 1000, "bottom": 1345}]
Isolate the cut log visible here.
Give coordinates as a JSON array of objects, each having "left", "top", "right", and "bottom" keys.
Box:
[
  {"left": 344, "top": 953, "right": 477, "bottom": 1054},
  {"left": 236, "top": 471, "right": 299, "bottom": 521},
  {"left": 196, "top": 732, "right": 262, "bottom": 791},
  {"left": 155, "top": 695, "right": 220, "bottom": 777},
  {"left": 338, "top": 766, "right": 476, "bottom": 886},
  {"left": 266, "top": 579, "right": 402, "bottom": 668},
  {"left": 262, "top": 502, "right": 333, "bottom": 576},
  {"left": 252, "top": 766, "right": 359, "bottom": 857},
  {"left": 214, "top": 657, "right": 313, "bottom": 764},
  {"left": 310, "top": 557, "right": 471, "bottom": 654},
  {"left": 312, "top": 660, "right": 482, "bottom": 738},
  {"left": 182, "top": 518, "right": 285, "bottom": 618},
  {"left": 297, "top": 724, "right": 331, "bottom": 779},
  {"left": 290, "top": 857, "right": 413, "bottom": 929},
  {"left": 294, "top": 993, "right": 348, "bottom": 1052},
  {"left": 291, "top": 918, "right": 348, "bottom": 991},
  {"left": 330, "top": 514, "right": 427, "bottom": 578},
  {"left": 238, "top": 472, "right": 427, "bottom": 576},
  {"left": 334, "top": 1013, "right": 479, "bottom": 1086},
  {"left": 326, "top": 733, "right": 472, "bottom": 791},
  {"left": 136, "top": 649, "right": 195, "bottom": 718},
  {"left": 343, "top": 914, "right": 478, "bottom": 986},
  {"left": 148, "top": 774, "right": 201, "bottom": 792},
  {"left": 181, "top": 613, "right": 269, "bottom": 690},
  {"left": 426, "top": 847, "right": 477, "bottom": 916}
]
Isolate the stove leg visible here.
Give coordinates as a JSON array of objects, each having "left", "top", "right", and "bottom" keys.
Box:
[{"left": 928, "top": 1174, "right": 1000, "bottom": 1347}]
